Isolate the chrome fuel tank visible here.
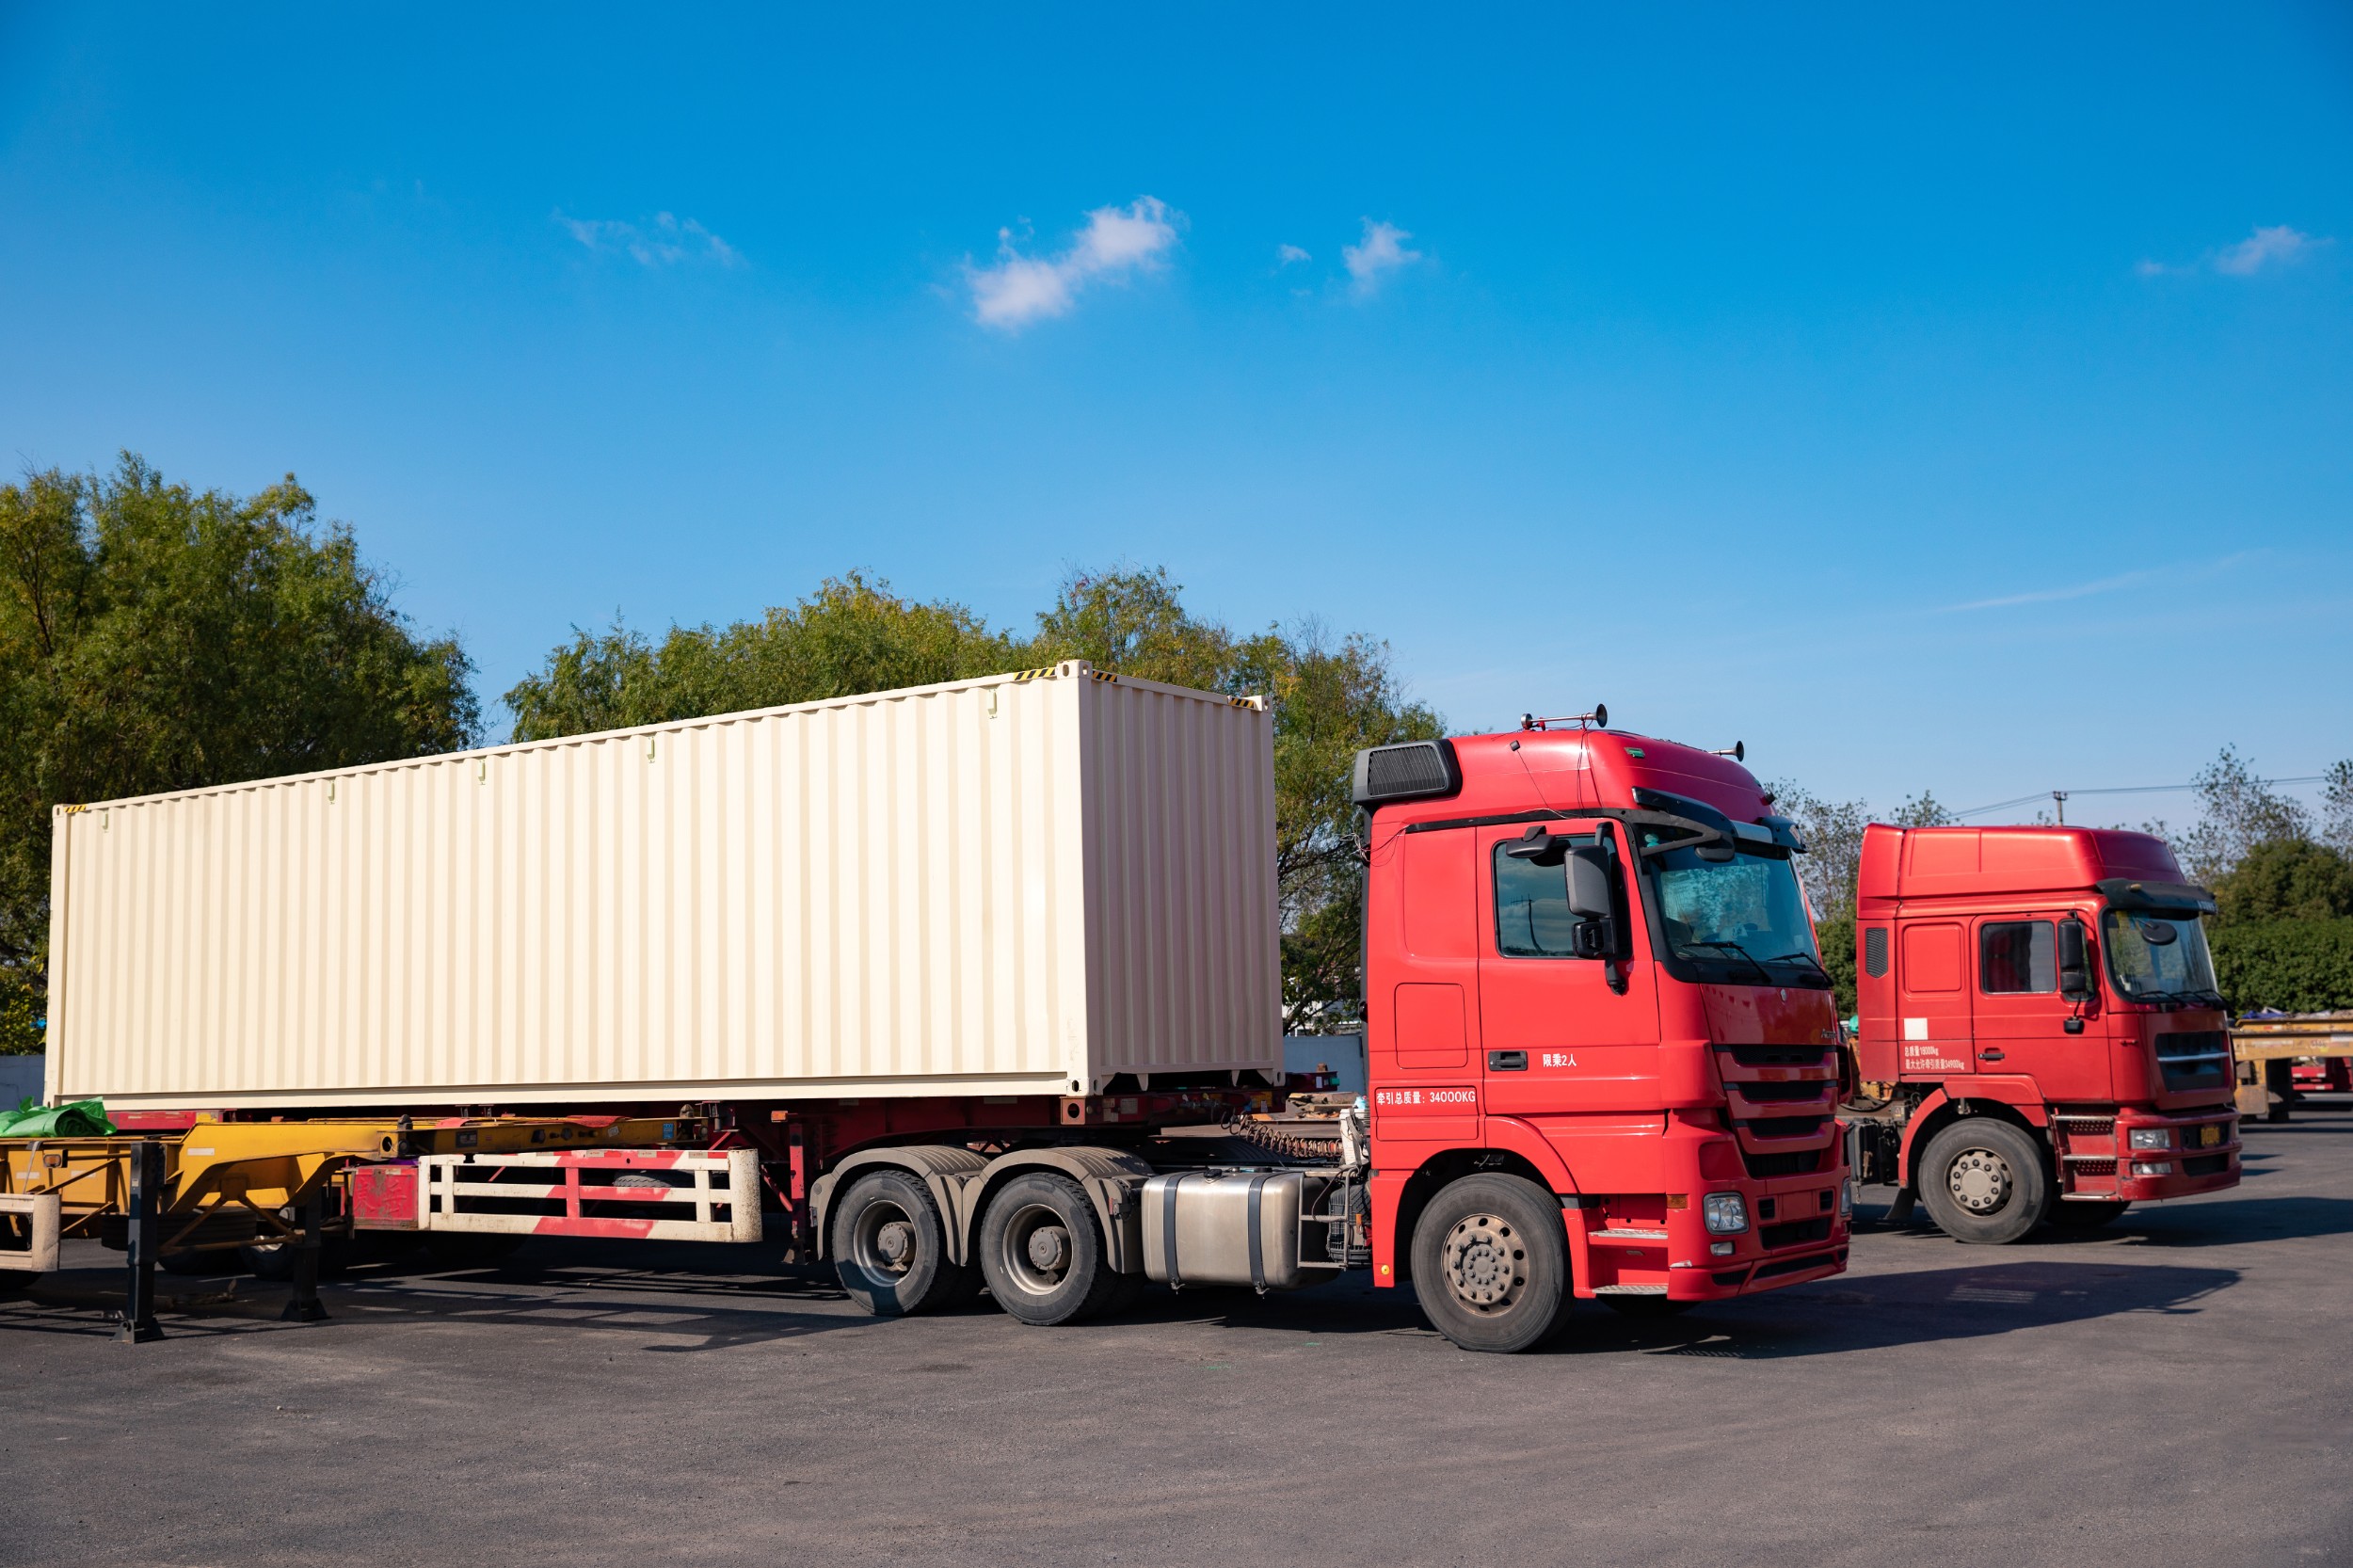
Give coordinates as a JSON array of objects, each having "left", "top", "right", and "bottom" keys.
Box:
[{"left": 1140, "top": 1170, "right": 1337, "bottom": 1291}]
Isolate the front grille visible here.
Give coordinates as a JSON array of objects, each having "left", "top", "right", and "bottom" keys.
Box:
[
  {"left": 1721, "top": 1045, "right": 1831, "bottom": 1070},
  {"left": 1713, "top": 1270, "right": 1745, "bottom": 1287},
  {"left": 2055, "top": 1116, "right": 2115, "bottom": 1136},
  {"left": 2072, "top": 1159, "right": 2117, "bottom": 1177},
  {"left": 1760, "top": 1217, "right": 1832, "bottom": 1251},
  {"left": 2184, "top": 1153, "right": 2230, "bottom": 1177},
  {"left": 1731, "top": 1080, "right": 1832, "bottom": 1104},
  {"left": 1745, "top": 1115, "right": 1828, "bottom": 1140},
  {"left": 1740, "top": 1148, "right": 1822, "bottom": 1178},
  {"left": 2155, "top": 1030, "right": 2231, "bottom": 1092}
]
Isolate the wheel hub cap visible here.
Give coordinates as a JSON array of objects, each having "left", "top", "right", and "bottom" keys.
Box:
[
  {"left": 1026, "top": 1226, "right": 1071, "bottom": 1273},
  {"left": 1441, "top": 1213, "right": 1526, "bottom": 1313},
  {"left": 874, "top": 1220, "right": 915, "bottom": 1270},
  {"left": 1948, "top": 1149, "right": 2011, "bottom": 1213}
]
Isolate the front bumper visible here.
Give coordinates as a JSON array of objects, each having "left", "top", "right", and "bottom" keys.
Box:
[
  {"left": 1576, "top": 1141, "right": 1850, "bottom": 1303},
  {"left": 2057, "top": 1107, "right": 2241, "bottom": 1202}
]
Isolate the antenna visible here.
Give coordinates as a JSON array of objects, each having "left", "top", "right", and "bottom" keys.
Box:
[
  {"left": 1519, "top": 703, "right": 1607, "bottom": 732},
  {"left": 1710, "top": 742, "right": 1746, "bottom": 761}
]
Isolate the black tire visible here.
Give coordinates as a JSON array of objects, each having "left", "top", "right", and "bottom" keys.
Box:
[
  {"left": 1408, "top": 1174, "right": 1573, "bottom": 1353},
  {"left": 976, "top": 1173, "right": 1121, "bottom": 1326},
  {"left": 2048, "top": 1200, "right": 2131, "bottom": 1230},
  {"left": 832, "top": 1169, "right": 978, "bottom": 1317},
  {"left": 1601, "top": 1294, "right": 1693, "bottom": 1320},
  {"left": 1916, "top": 1118, "right": 2052, "bottom": 1244}
]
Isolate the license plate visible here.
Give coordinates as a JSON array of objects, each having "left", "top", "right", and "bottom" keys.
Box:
[{"left": 2199, "top": 1125, "right": 2222, "bottom": 1147}]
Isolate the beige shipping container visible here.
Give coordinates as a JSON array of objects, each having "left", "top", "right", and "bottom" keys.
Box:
[{"left": 46, "top": 663, "right": 1280, "bottom": 1112}]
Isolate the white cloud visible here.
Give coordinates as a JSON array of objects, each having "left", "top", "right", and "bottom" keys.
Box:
[
  {"left": 557, "top": 210, "right": 741, "bottom": 267},
  {"left": 966, "top": 197, "right": 1181, "bottom": 330},
  {"left": 1341, "top": 218, "right": 1421, "bottom": 298},
  {"left": 2137, "top": 223, "right": 2329, "bottom": 279},
  {"left": 1276, "top": 243, "right": 1311, "bottom": 266},
  {"left": 2214, "top": 224, "right": 2320, "bottom": 276},
  {"left": 1937, "top": 552, "right": 2257, "bottom": 613}
]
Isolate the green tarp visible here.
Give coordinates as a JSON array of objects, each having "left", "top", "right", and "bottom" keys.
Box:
[{"left": 0, "top": 1096, "right": 115, "bottom": 1138}]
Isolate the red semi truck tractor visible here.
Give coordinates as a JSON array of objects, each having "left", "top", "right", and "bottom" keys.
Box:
[
  {"left": 43, "top": 666, "right": 1845, "bottom": 1353},
  {"left": 1350, "top": 719, "right": 1851, "bottom": 1346},
  {"left": 1845, "top": 824, "right": 2241, "bottom": 1243}
]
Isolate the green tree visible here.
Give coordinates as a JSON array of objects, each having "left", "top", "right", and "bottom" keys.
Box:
[
  {"left": 505, "top": 572, "right": 1017, "bottom": 739},
  {"left": 2211, "top": 840, "right": 2353, "bottom": 926},
  {"left": 2174, "top": 744, "right": 2313, "bottom": 886},
  {"left": 0, "top": 456, "right": 479, "bottom": 1053}
]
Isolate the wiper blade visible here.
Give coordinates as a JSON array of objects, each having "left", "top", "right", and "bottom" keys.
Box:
[
  {"left": 1759, "top": 949, "right": 1833, "bottom": 983},
  {"left": 1678, "top": 939, "right": 1773, "bottom": 984}
]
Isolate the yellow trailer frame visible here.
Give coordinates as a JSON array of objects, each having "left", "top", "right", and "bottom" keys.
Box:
[
  {"left": 0, "top": 1114, "right": 708, "bottom": 1340},
  {"left": 2231, "top": 1015, "right": 2353, "bottom": 1122}
]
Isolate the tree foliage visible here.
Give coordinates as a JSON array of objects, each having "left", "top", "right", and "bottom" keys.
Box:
[
  {"left": 0, "top": 456, "right": 480, "bottom": 1052},
  {"left": 505, "top": 566, "right": 1440, "bottom": 1032},
  {"left": 2212, "top": 840, "right": 2353, "bottom": 926},
  {"left": 2211, "top": 920, "right": 2353, "bottom": 1015},
  {"left": 2172, "top": 744, "right": 2315, "bottom": 887}
]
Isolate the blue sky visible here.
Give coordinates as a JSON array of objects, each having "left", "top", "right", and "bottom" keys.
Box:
[{"left": 4, "top": 5, "right": 2347, "bottom": 826}]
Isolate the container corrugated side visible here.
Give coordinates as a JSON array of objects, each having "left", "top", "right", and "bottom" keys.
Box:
[{"left": 49, "top": 664, "right": 1278, "bottom": 1111}]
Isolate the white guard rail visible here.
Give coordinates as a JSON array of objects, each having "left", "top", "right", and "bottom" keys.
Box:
[{"left": 419, "top": 1147, "right": 761, "bottom": 1244}]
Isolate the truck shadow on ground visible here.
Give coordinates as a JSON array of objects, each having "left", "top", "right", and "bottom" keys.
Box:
[
  {"left": 0, "top": 1239, "right": 864, "bottom": 1351},
  {"left": 1553, "top": 1258, "right": 2241, "bottom": 1360},
  {"left": 1095, "top": 1256, "right": 2240, "bottom": 1360},
  {"left": 1863, "top": 1192, "right": 2353, "bottom": 1246}
]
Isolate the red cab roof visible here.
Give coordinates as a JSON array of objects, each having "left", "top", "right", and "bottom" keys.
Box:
[{"left": 1857, "top": 823, "right": 2185, "bottom": 904}]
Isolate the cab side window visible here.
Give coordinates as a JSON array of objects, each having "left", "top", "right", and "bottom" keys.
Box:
[
  {"left": 1980, "top": 920, "right": 2056, "bottom": 994},
  {"left": 1494, "top": 846, "right": 1579, "bottom": 957}
]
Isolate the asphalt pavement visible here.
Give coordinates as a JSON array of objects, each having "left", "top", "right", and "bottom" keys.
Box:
[{"left": 5, "top": 1102, "right": 2350, "bottom": 1568}]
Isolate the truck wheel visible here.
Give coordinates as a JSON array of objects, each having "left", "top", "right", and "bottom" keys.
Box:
[
  {"left": 832, "top": 1169, "right": 975, "bottom": 1317},
  {"left": 1408, "top": 1174, "right": 1572, "bottom": 1353},
  {"left": 2048, "top": 1200, "right": 2131, "bottom": 1230},
  {"left": 977, "top": 1173, "right": 1119, "bottom": 1326},
  {"left": 1917, "top": 1119, "right": 2052, "bottom": 1244}
]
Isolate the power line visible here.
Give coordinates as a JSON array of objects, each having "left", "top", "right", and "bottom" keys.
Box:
[{"left": 1951, "top": 775, "right": 2332, "bottom": 823}]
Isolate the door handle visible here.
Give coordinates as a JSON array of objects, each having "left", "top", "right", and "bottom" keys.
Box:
[
  {"left": 1488, "top": 1050, "right": 1529, "bottom": 1072},
  {"left": 1978, "top": 1048, "right": 2006, "bottom": 1063}
]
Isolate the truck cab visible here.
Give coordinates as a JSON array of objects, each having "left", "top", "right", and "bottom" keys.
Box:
[
  {"left": 1354, "top": 722, "right": 1850, "bottom": 1350},
  {"left": 1849, "top": 823, "right": 2241, "bottom": 1242}
]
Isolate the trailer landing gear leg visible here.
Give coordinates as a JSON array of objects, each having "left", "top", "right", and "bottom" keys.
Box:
[
  {"left": 119, "top": 1139, "right": 165, "bottom": 1345},
  {"left": 280, "top": 1192, "right": 329, "bottom": 1324}
]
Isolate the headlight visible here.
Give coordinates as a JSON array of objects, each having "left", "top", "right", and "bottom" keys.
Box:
[
  {"left": 2131, "top": 1160, "right": 2171, "bottom": 1176},
  {"left": 2127, "top": 1128, "right": 2171, "bottom": 1151},
  {"left": 1703, "top": 1192, "right": 1749, "bottom": 1235},
  {"left": 1839, "top": 1182, "right": 1853, "bottom": 1218}
]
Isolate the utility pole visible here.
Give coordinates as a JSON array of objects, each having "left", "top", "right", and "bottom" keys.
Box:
[{"left": 2052, "top": 790, "right": 2068, "bottom": 824}]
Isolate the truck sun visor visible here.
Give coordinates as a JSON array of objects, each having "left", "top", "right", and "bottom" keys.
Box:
[
  {"left": 2094, "top": 877, "right": 2217, "bottom": 916},
  {"left": 1352, "top": 739, "right": 1462, "bottom": 807}
]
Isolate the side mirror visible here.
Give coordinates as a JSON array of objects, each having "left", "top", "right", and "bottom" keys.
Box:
[
  {"left": 1565, "top": 845, "right": 1613, "bottom": 920},
  {"left": 2057, "top": 920, "right": 2094, "bottom": 1000}
]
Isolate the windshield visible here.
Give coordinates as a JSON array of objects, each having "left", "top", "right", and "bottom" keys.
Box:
[
  {"left": 1638, "top": 831, "right": 1825, "bottom": 985},
  {"left": 2102, "top": 909, "right": 2220, "bottom": 1000}
]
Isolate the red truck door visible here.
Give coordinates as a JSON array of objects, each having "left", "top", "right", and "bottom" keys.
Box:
[
  {"left": 1370, "top": 826, "right": 1484, "bottom": 1145},
  {"left": 1476, "top": 824, "right": 1660, "bottom": 1114},
  {"left": 1895, "top": 920, "right": 1973, "bottom": 1078},
  {"left": 1972, "top": 915, "right": 2111, "bottom": 1102}
]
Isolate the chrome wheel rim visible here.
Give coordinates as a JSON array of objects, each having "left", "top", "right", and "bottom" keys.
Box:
[{"left": 1947, "top": 1148, "right": 2012, "bottom": 1214}]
